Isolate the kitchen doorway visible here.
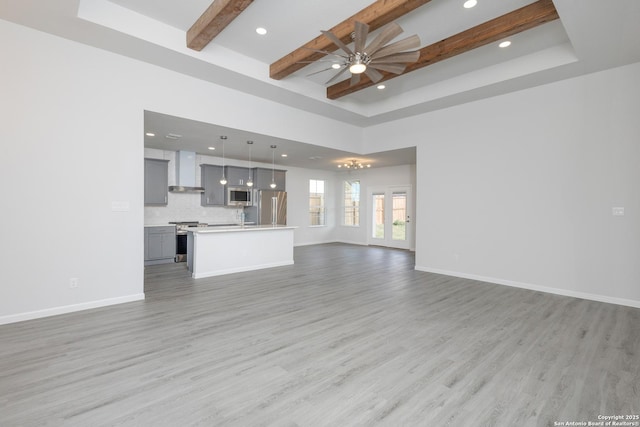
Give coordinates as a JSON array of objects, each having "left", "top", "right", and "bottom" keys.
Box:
[{"left": 368, "top": 186, "right": 412, "bottom": 250}]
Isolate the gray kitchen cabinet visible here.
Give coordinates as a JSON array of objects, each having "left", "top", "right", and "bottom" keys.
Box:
[
  {"left": 144, "top": 158, "right": 169, "bottom": 206},
  {"left": 144, "top": 226, "right": 176, "bottom": 265},
  {"left": 200, "top": 164, "right": 225, "bottom": 206},
  {"left": 253, "top": 167, "right": 286, "bottom": 190},
  {"left": 224, "top": 166, "right": 253, "bottom": 187}
]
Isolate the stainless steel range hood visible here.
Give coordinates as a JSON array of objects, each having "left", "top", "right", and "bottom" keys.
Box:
[{"left": 168, "top": 151, "right": 204, "bottom": 193}]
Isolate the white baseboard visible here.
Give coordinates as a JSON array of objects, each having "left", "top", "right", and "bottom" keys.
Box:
[
  {"left": 0, "top": 293, "right": 146, "bottom": 326},
  {"left": 415, "top": 266, "right": 640, "bottom": 309},
  {"left": 334, "top": 240, "right": 368, "bottom": 246},
  {"left": 294, "top": 240, "right": 336, "bottom": 247}
]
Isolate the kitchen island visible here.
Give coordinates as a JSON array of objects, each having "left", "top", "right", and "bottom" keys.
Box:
[{"left": 187, "top": 225, "right": 296, "bottom": 279}]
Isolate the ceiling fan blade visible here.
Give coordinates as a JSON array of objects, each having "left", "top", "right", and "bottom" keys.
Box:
[
  {"left": 369, "top": 63, "right": 406, "bottom": 74},
  {"left": 363, "top": 22, "right": 403, "bottom": 56},
  {"left": 306, "top": 66, "right": 343, "bottom": 77},
  {"left": 354, "top": 21, "right": 369, "bottom": 53},
  {"left": 370, "top": 35, "right": 421, "bottom": 59},
  {"left": 301, "top": 47, "right": 348, "bottom": 59},
  {"left": 350, "top": 73, "right": 361, "bottom": 86},
  {"left": 370, "top": 51, "right": 420, "bottom": 64},
  {"left": 325, "top": 66, "right": 350, "bottom": 85},
  {"left": 321, "top": 30, "right": 353, "bottom": 56},
  {"left": 364, "top": 67, "right": 383, "bottom": 83}
]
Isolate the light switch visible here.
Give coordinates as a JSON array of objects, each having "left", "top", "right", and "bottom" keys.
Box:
[
  {"left": 612, "top": 207, "right": 624, "bottom": 216},
  {"left": 111, "top": 201, "right": 130, "bottom": 212}
]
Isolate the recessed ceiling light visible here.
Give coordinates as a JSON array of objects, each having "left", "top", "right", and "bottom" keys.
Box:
[
  {"left": 208, "top": 147, "right": 215, "bottom": 150},
  {"left": 256, "top": 27, "right": 267, "bottom": 35},
  {"left": 165, "top": 133, "right": 182, "bottom": 140},
  {"left": 331, "top": 64, "right": 341, "bottom": 69},
  {"left": 281, "top": 154, "right": 288, "bottom": 157},
  {"left": 499, "top": 40, "right": 511, "bottom": 48},
  {"left": 463, "top": 0, "right": 477, "bottom": 8},
  {"left": 145, "top": 132, "right": 155, "bottom": 137},
  {"left": 377, "top": 84, "right": 386, "bottom": 90}
]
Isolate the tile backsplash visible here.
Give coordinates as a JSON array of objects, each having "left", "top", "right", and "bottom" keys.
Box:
[{"left": 144, "top": 148, "right": 244, "bottom": 225}]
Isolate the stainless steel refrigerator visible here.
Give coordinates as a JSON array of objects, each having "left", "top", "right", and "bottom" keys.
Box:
[{"left": 245, "top": 190, "right": 287, "bottom": 225}]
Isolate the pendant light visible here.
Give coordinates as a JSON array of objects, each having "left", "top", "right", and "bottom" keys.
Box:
[
  {"left": 270, "top": 145, "right": 277, "bottom": 189},
  {"left": 219, "top": 136, "right": 227, "bottom": 185},
  {"left": 246, "top": 141, "right": 254, "bottom": 187}
]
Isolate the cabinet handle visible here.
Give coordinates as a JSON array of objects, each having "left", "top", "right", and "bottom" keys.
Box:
[{"left": 207, "top": 197, "right": 210, "bottom": 204}]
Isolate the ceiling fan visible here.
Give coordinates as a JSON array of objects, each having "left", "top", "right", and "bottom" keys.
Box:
[{"left": 304, "top": 21, "right": 421, "bottom": 86}]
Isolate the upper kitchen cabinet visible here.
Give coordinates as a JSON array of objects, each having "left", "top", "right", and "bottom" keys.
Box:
[
  {"left": 253, "top": 167, "right": 286, "bottom": 190},
  {"left": 200, "top": 164, "right": 225, "bottom": 206},
  {"left": 224, "top": 166, "right": 253, "bottom": 187},
  {"left": 144, "top": 158, "right": 169, "bottom": 206}
]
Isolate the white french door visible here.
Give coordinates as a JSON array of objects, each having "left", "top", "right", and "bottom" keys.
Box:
[{"left": 368, "top": 186, "right": 412, "bottom": 250}]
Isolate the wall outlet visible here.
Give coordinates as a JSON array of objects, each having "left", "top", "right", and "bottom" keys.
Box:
[
  {"left": 69, "top": 278, "right": 79, "bottom": 288},
  {"left": 612, "top": 207, "right": 625, "bottom": 216}
]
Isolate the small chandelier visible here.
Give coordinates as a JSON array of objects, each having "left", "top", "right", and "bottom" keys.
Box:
[{"left": 338, "top": 159, "right": 371, "bottom": 169}]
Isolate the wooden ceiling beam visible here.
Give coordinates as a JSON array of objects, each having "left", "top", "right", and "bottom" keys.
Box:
[
  {"left": 269, "top": 0, "right": 433, "bottom": 81},
  {"left": 327, "top": 0, "right": 559, "bottom": 100},
  {"left": 187, "top": 0, "right": 254, "bottom": 51}
]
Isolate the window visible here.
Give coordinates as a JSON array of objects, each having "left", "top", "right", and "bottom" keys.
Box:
[
  {"left": 309, "top": 179, "right": 325, "bottom": 226},
  {"left": 343, "top": 180, "right": 360, "bottom": 226}
]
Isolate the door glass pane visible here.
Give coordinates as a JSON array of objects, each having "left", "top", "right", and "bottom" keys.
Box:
[
  {"left": 392, "top": 192, "right": 407, "bottom": 241},
  {"left": 372, "top": 194, "right": 385, "bottom": 239}
]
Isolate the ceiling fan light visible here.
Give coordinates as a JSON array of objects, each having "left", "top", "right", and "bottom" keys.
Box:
[{"left": 349, "top": 62, "right": 367, "bottom": 74}]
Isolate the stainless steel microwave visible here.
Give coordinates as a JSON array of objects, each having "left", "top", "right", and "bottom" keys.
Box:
[{"left": 226, "top": 187, "right": 252, "bottom": 206}]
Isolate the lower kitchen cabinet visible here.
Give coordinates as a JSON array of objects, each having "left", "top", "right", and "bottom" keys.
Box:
[{"left": 144, "top": 226, "right": 176, "bottom": 265}]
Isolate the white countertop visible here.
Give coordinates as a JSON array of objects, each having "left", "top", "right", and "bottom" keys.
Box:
[
  {"left": 188, "top": 225, "right": 296, "bottom": 234},
  {"left": 144, "top": 224, "right": 176, "bottom": 228}
]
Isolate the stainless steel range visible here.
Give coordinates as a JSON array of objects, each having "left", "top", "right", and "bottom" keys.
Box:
[{"left": 168, "top": 222, "right": 208, "bottom": 262}]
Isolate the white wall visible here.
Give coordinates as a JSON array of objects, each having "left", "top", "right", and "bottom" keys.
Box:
[
  {"left": 0, "top": 19, "right": 363, "bottom": 324},
  {"left": 367, "top": 61, "right": 640, "bottom": 307}
]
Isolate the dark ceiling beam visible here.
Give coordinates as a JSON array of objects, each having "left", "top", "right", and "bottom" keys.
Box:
[
  {"left": 269, "top": 0, "right": 433, "bottom": 81},
  {"left": 327, "top": 0, "right": 559, "bottom": 100},
  {"left": 187, "top": 0, "right": 254, "bottom": 51}
]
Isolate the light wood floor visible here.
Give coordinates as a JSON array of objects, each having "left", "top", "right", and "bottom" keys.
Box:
[{"left": 1, "top": 243, "right": 638, "bottom": 426}]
